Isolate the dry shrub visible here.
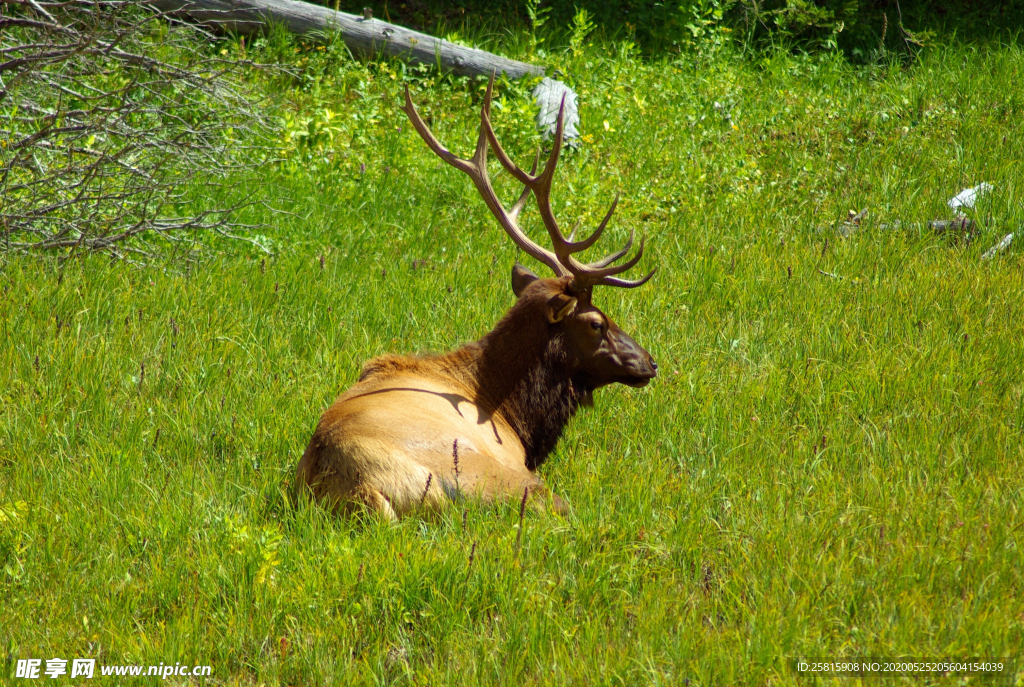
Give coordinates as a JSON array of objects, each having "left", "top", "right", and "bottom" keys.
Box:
[{"left": 0, "top": 0, "right": 274, "bottom": 261}]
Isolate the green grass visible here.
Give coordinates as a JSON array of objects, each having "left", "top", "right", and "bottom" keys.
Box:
[{"left": 2, "top": 29, "right": 1024, "bottom": 685}]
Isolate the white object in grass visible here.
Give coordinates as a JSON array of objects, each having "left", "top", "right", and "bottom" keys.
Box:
[
  {"left": 981, "top": 232, "right": 1014, "bottom": 261},
  {"left": 533, "top": 78, "right": 580, "bottom": 146},
  {"left": 947, "top": 182, "right": 993, "bottom": 213}
]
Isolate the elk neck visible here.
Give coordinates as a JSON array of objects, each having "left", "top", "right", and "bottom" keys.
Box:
[{"left": 452, "top": 297, "right": 588, "bottom": 470}]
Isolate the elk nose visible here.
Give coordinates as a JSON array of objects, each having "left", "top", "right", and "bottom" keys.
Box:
[{"left": 650, "top": 358, "right": 658, "bottom": 372}]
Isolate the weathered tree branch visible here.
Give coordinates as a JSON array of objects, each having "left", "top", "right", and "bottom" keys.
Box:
[
  {"left": 825, "top": 209, "right": 979, "bottom": 239},
  {"left": 1, "top": 0, "right": 276, "bottom": 260},
  {"left": 876, "top": 218, "right": 978, "bottom": 236},
  {"left": 980, "top": 232, "right": 1014, "bottom": 260},
  {"left": 150, "top": 0, "right": 546, "bottom": 80}
]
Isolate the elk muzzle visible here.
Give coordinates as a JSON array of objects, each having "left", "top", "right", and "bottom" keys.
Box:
[{"left": 608, "top": 328, "right": 658, "bottom": 387}]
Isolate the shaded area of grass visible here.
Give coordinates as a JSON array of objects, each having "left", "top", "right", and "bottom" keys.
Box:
[
  {"left": 2, "top": 32, "right": 1023, "bottom": 685},
  {"left": 326, "top": 0, "right": 1024, "bottom": 59}
]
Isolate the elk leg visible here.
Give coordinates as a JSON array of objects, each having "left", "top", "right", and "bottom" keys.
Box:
[{"left": 346, "top": 484, "right": 399, "bottom": 521}]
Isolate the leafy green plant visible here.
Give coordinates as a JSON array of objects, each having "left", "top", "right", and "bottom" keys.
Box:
[
  {"left": 525, "top": 0, "right": 553, "bottom": 57},
  {"left": 568, "top": 6, "right": 597, "bottom": 58},
  {"left": 683, "top": 0, "right": 734, "bottom": 56}
]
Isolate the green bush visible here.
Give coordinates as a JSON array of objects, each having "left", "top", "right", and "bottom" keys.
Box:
[
  {"left": 734, "top": 0, "right": 1024, "bottom": 57},
  {"left": 324, "top": 0, "right": 1024, "bottom": 57}
]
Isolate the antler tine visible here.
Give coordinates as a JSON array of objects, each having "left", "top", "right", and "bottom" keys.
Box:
[
  {"left": 401, "top": 82, "right": 568, "bottom": 278},
  {"left": 525, "top": 102, "right": 638, "bottom": 265},
  {"left": 401, "top": 85, "right": 476, "bottom": 177},
  {"left": 577, "top": 235, "right": 648, "bottom": 281},
  {"left": 508, "top": 149, "right": 540, "bottom": 223},
  {"left": 595, "top": 267, "right": 658, "bottom": 289},
  {"left": 483, "top": 74, "right": 541, "bottom": 187},
  {"left": 586, "top": 228, "right": 633, "bottom": 269},
  {"left": 567, "top": 219, "right": 581, "bottom": 242},
  {"left": 536, "top": 92, "right": 567, "bottom": 187},
  {"left": 531, "top": 95, "right": 575, "bottom": 259},
  {"left": 565, "top": 193, "right": 619, "bottom": 256}
]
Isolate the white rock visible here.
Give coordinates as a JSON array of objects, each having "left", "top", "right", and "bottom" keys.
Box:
[{"left": 533, "top": 78, "right": 580, "bottom": 146}]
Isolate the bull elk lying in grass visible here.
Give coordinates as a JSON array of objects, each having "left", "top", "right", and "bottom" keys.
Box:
[{"left": 296, "top": 77, "right": 658, "bottom": 519}]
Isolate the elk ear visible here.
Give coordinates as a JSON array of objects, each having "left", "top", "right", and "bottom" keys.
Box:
[
  {"left": 511, "top": 263, "right": 538, "bottom": 298},
  {"left": 546, "top": 293, "right": 577, "bottom": 323}
]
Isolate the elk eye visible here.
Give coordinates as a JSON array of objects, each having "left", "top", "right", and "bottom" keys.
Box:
[{"left": 590, "top": 321, "right": 603, "bottom": 332}]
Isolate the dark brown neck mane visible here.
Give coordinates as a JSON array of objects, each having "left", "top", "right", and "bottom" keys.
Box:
[{"left": 467, "top": 297, "right": 588, "bottom": 470}]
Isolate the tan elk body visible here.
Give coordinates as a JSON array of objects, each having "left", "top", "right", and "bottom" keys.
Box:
[{"left": 296, "top": 79, "right": 657, "bottom": 518}]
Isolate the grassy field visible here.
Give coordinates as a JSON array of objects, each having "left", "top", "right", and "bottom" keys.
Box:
[{"left": 3, "top": 24, "right": 1024, "bottom": 685}]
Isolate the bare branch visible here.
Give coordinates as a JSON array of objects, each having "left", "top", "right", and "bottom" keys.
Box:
[{"left": 1, "top": 0, "right": 277, "bottom": 260}]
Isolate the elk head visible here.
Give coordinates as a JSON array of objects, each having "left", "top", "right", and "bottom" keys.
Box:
[{"left": 401, "top": 75, "right": 658, "bottom": 391}]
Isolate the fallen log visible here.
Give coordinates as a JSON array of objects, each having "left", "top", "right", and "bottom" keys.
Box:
[
  {"left": 824, "top": 209, "right": 978, "bottom": 239},
  {"left": 151, "top": 0, "right": 545, "bottom": 80},
  {"left": 876, "top": 218, "right": 978, "bottom": 236},
  {"left": 980, "top": 232, "right": 1014, "bottom": 260}
]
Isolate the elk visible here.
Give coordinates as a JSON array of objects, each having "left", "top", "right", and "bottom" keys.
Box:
[{"left": 296, "top": 77, "right": 657, "bottom": 519}]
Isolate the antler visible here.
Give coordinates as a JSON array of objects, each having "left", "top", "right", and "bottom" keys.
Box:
[{"left": 400, "top": 74, "right": 655, "bottom": 290}]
